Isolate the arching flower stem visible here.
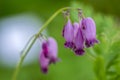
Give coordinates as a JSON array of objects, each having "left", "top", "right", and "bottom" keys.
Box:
[{"left": 12, "top": 7, "right": 76, "bottom": 80}]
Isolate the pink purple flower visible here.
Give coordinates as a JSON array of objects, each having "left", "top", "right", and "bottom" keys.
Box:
[
  {"left": 62, "top": 17, "right": 99, "bottom": 55},
  {"left": 39, "top": 50, "right": 49, "bottom": 74},
  {"left": 62, "top": 19, "right": 74, "bottom": 48},
  {"left": 47, "top": 38, "right": 59, "bottom": 63},
  {"left": 73, "top": 22, "right": 84, "bottom": 55},
  {"left": 81, "top": 17, "right": 99, "bottom": 47},
  {"left": 39, "top": 37, "right": 59, "bottom": 74}
]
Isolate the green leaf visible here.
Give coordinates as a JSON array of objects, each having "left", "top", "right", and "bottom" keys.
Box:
[{"left": 94, "top": 56, "right": 107, "bottom": 80}]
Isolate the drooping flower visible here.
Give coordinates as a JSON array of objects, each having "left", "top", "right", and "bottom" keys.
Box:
[
  {"left": 47, "top": 38, "right": 59, "bottom": 63},
  {"left": 39, "top": 50, "right": 49, "bottom": 74},
  {"left": 73, "top": 22, "right": 85, "bottom": 55},
  {"left": 39, "top": 37, "right": 59, "bottom": 74},
  {"left": 62, "top": 19, "right": 74, "bottom": 49},
  {"left": 81, "top": 17, "right": 99, "bottom": 47},
  {"left": 42, "top": 37, "right": 59, "bottom": 63}
]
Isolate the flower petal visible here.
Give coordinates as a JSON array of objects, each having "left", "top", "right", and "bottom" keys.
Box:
[
  {"left": 73, "top": 22, "right": 85, "bottom": 55},
  {"left": 39, "top": 51, "right": 49, "bottom": 74},
  {"left": 62, "top": 19, "right": 74, "bottom": 48},
  {"left": 81, "top": 17, "right": 99, "bottom": 47},
  {"left": 47, "top": 37, "right": 59, "bottom": 63}
]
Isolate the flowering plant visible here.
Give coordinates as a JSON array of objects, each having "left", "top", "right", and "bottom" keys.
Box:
[{"left": 11, "top": 6, "right": 120, "bottom": 80}]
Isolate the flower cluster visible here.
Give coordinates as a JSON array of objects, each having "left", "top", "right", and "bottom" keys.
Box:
[
  {"left": 39, "top": 10, "right": 99, "bottom": 74},
  {"left": 62, "top": 17, "right": 99, "bottom": 55},
  {"left": 39, "top": 37, "right": 59, "bottom": 74}
]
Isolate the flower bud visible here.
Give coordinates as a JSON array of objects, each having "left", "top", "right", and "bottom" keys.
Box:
[
  {"left": 39, "top": 51, "right": 49, "bottom": 74},
  {"left": 62, "top": 19, "right": 74, "bottom": 49},
  {"left": 47, "top": 37, "right": 59, "bottom": 63},
  {"left": 81, "top": 17, "right": 99, "bottom": 47},
  {"left": 73, "top": 22, "right": 84, "bottom": 55},
  {"left": 39, "top": 37, "right": 59, "bottom": 74}
]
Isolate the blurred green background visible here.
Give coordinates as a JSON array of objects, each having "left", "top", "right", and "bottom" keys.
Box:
[{"left": 0, "top": 0, "right": 120, "bottom": 80}]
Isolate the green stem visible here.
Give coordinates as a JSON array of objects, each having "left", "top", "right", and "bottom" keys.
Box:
[
  {"left": 12, "top": 35, "right": 37, "bottom": 80},
  {"left": 86, "top": 53, "right": 96, "bottom": 61},
  {"left": 37, "top": 7, "right": 70, "bottom": 35},
  {"left": 12, "top": 7, "right": 73, "bottom": 80}
]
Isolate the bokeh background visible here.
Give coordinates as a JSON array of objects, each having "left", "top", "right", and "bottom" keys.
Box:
[{"left": 0, "top": 0, "right": 120, "bottom": 80}]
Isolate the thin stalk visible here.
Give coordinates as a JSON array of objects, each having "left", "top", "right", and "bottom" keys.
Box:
[
  {"left": 12, "top": 35, "right": 37, "bottom": 80},
  {"left": 86, "top": 53, "right": 96, "bottom": 61},
  {"left": 12, "top": 7, "right": 75, "bottom": 80}
]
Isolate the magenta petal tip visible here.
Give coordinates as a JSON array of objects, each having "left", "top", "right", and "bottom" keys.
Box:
[
  {"left": 74, "top": 49, "right": 85, "bottom": 56},
  {"left": 41, "top": 67, "right": 48, "bottom": 74}
]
